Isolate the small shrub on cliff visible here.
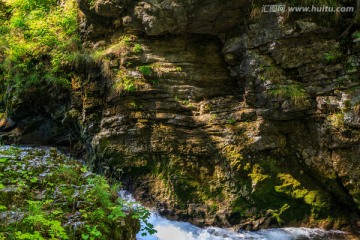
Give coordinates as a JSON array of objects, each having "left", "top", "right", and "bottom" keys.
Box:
[
  {"left": 138, "top": 65, "right": 152, "bottom": 76},
  {"left": 114, "top": 75, "right": 137, "bottom": 93},
  {"left": 269, "top": 84, "right": 310, "bottom": 107},
  {"left": 114, "top": 70, "right": 149, "bottom": 93},
  {"left": 323, "top": 52, "right": 342, "bottom": 63},
  {"left": 132, "top": 44, "right": 143, "bottom": 54}
]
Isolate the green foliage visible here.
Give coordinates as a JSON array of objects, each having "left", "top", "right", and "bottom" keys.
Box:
[
  {"left": 0, "top": 146, "right": 153, "bottom": 239},
  {"left": 132, "top": 206, "right": 157, "bottom": 236},
  {"left": 269, "top": 84, "right": 309, "bottom": 107},
  {"left": 122, "top": 36, "right": 132, "bottom": 46},
  {"left": 227, "top": 118, "right": 237, "bottom": 124},
  {"left": 91, "top": 35, "right": 140, "bottom": 61},
  {"left": 5, "top": 0, "right": 57, "bottom": 11},
  {"left": 114, "top": 76, "right": 137, "bottom": 92},
  {"left": 353, "top": 31, "right": 360, "bottom": 39},
  {"left": 149, "top": 79, "right": 159, "bottom": 85},
  {"left": 15, "top": 231, "right": 45, "bottom": 240},
  {"left": 323, "top": 52, "right": 340, "bottom": 63},
  {"left": 0, "top": 0, "right": 80, "bottom": 100},
  {"left": 87, "top": 0, "right": 95, "bottom": 7},
  {"left": 138, "top": 65, "right": 152, "bottom": 76},
  {"left": 114, "top": 69, "right": 147, "bottom": 93},
  {"left": 81, "top": 225, "right": 102, "bottom": 240},
  {"left": 258, "top": 66, "right": 284, "bottom": 83},
  {"left": 174, "top": 96, "right": 195, "bottom": 107},
  {"left": 132, "top": 44, "right": 143, "bottom": 53},
  {"left": 22, "top": 201, "right": 69, "bottom": 239}
]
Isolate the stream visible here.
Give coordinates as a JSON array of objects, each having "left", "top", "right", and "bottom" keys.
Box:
[
  {"left": 119, "top": 191, "right": 354, "bottom": 240},
  {"left": 136, "top": 214, "right": 348, "bottom": 240}
]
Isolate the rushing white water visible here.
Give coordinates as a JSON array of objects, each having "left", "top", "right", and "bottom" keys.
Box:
[
  {"left": 136, "top": 212, "right": 347, "bottom": 240},
  {"left": 117, "top": 191, "right": 350, "bottom": 240}
]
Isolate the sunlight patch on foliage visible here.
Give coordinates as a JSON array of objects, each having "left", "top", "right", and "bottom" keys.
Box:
[{"left": 0, "top": 0, "right": 80, "bottom": 94}]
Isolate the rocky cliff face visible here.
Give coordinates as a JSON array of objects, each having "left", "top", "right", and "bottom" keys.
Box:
[{"left": 1, "top": 0, "right": 360, "bottom": 231}]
